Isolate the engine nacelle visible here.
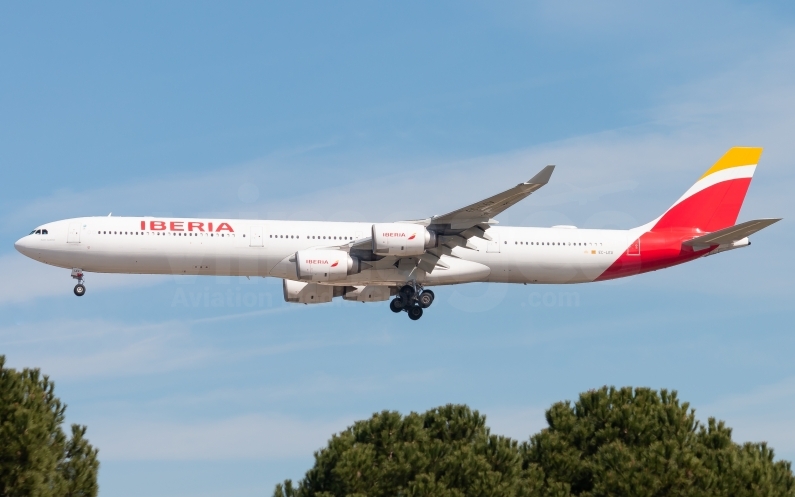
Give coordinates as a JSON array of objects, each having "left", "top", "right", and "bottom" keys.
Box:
[
  {"left": 283, "top": 279, "right": 333, "bottom": 304},
  {"left": 372, "top": 223, "right": 435, "bottom": 256},
  {"left": 295, "top": 250, "right": 360, "bottom": 282}
]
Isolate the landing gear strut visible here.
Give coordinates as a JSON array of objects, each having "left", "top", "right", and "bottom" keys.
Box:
[
  {"left": 71, "top": 268, "right": 86, "bottom": 297},
  {"left": 390, "top": 283, "right": 434, "bottom": 320}
]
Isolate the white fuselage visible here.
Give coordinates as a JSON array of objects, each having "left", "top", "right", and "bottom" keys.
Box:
[{"left": 15, "top": 217, "right": 632, "bottom": 286}]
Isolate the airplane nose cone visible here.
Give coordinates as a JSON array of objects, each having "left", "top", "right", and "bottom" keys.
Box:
[{"left": 14, "top": 236, "right": 32, "bottom": 257}]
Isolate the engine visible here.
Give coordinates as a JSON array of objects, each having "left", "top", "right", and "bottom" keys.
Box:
[
  {"left": 283, "top": 279, "right": 333, "bottom": 304},
  {"left": 371, "top": 223, "right": 436, "bottom": 256},
  {"left": 295, "top": 250, "right": 360, "bottom": 282}
]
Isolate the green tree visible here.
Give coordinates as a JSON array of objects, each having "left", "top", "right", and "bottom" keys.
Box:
[
  {"left": 522, "top": 386, "right": 795, "bottom": 497},
  {"left": 274, "top": 388, "right": 795, "bottom": 497},
  {"left": 274, "top": 404, "right": 540, "bottom": 497},
  {"left": 0, "top": 356, "right": 99, "bottom": 497}
]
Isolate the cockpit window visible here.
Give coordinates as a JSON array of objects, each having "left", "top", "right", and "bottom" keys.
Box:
[
  {"left": 41, "top": 229, "right": 48, "bottom": 235},
  {"left": 30, "top": 230, "right": 36, "bottom": 235},
  {"left": 35, "top": 230, "right": 41, "bottom": 235}
]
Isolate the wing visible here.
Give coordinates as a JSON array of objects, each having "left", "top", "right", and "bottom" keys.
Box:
[
  {"left": 683, "top": 218, "right": 781, "bottom": 247},
  {"left": 322, "top": 166, "right": 556, "bottom": 274},
  {"left": 426, "top": 165, "right": 555, "bottom": 233}
]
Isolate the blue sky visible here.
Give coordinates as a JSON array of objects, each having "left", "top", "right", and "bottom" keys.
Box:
[{"left": 2, "top": 1, "right": 795, "bottom": 496}]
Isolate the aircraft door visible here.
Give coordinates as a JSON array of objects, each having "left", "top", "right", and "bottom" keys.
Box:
[
  {"left": 67, "top": 223, "right": 81, "bottom": 244},
  {"left": 486, "top": 232, "right": 500, "bottom": 253},
  {"left": 250, "top": 226, "right": 264, "bottom": 247}
]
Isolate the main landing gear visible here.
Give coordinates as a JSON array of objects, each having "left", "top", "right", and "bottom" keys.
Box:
[
  {"left": 390, "top": 284, "right": 434, "bottom": 321},
  {"left": 71, "top": 268, "right": 86, "bottom": 297}
]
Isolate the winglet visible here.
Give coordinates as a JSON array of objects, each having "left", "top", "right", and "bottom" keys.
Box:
[{"left": 526, "top": 165, "right": 555, "bottom": 185}]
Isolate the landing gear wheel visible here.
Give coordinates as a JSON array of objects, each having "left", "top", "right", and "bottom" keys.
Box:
[
  {"left": 399, "top": 285, "right": 415, "bottom": 302},
  {"left": 418, "top": 290, "right": 435, "bottom": 308},
  {"left": 390, "top": 298, "right": 405, "bottom": 313},
  {"left": 74, "top": 284, "right": 86, "bottom": 297},
  {"left": 408, "top": 305, "right": 423, "bottom": 321}
]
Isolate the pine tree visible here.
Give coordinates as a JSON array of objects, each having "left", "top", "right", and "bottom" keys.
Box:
[
  {"left": 522, "top": 386, "right": 795, "bottom": 497},
  {"left": 0, "top": 356, "right": 100, "bottom": 497},
  {"left": 274, "top": 388, "right": 795, "bottom": 497},
  {"left": 273, "top": 404, "right": 539, "bottom": 497}
]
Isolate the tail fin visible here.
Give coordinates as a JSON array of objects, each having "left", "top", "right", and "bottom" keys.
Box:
[{"left": 652, "top": 147, "right": 762, "bottom": 232}]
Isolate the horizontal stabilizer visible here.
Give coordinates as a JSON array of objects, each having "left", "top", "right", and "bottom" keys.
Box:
[{"left": 683, "top": 218, "right": 781, "bottom": 247}]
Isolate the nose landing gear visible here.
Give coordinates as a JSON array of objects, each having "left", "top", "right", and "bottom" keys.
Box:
[
  {"left": 390, "top": 284, "right": 434, "bottom": 320},
  {"left": 71, "top": 268, "right": 86, "bottom": 297}
]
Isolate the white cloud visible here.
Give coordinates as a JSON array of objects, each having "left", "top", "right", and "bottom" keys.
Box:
[
  {"left": 1, "top": 30, "right": 793, "bottom": 309},
  {"left": 0, "top": 252, "right": 168, "bottom": 304},
  {"left": 88, "top": 413, "right": 356, "bottom": 461},
  {"left": 702, "top": 377, "right": 795, "bottom": 460},
  {"left": 484, "top": 406, "right": 548, "bottom": 442},
  {"left": 90, "top": 404, "right": 549, "bottom": 461},
  {"left": 0, "top": 314, "right": 394, "bottom": 382},
  {"left": 0, "top": 318, "right": 210, "bottom": 381}
]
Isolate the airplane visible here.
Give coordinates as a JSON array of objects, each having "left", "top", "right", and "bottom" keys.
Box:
[{"left": 14, "top": 147, "right": 780, "bottom": 320}]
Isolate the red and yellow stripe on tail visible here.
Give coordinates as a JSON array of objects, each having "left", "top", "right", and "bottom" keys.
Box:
[
  {"left": 596, "top": 147, "right": 762, "bottom": 281},
  {"left": 653, "top": 147, "right": 761, "bottom": 232}
]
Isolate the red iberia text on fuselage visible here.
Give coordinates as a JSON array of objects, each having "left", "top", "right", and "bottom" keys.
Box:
[{"left": 140, "top": 220, "right": 235, "bottom": 232}]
